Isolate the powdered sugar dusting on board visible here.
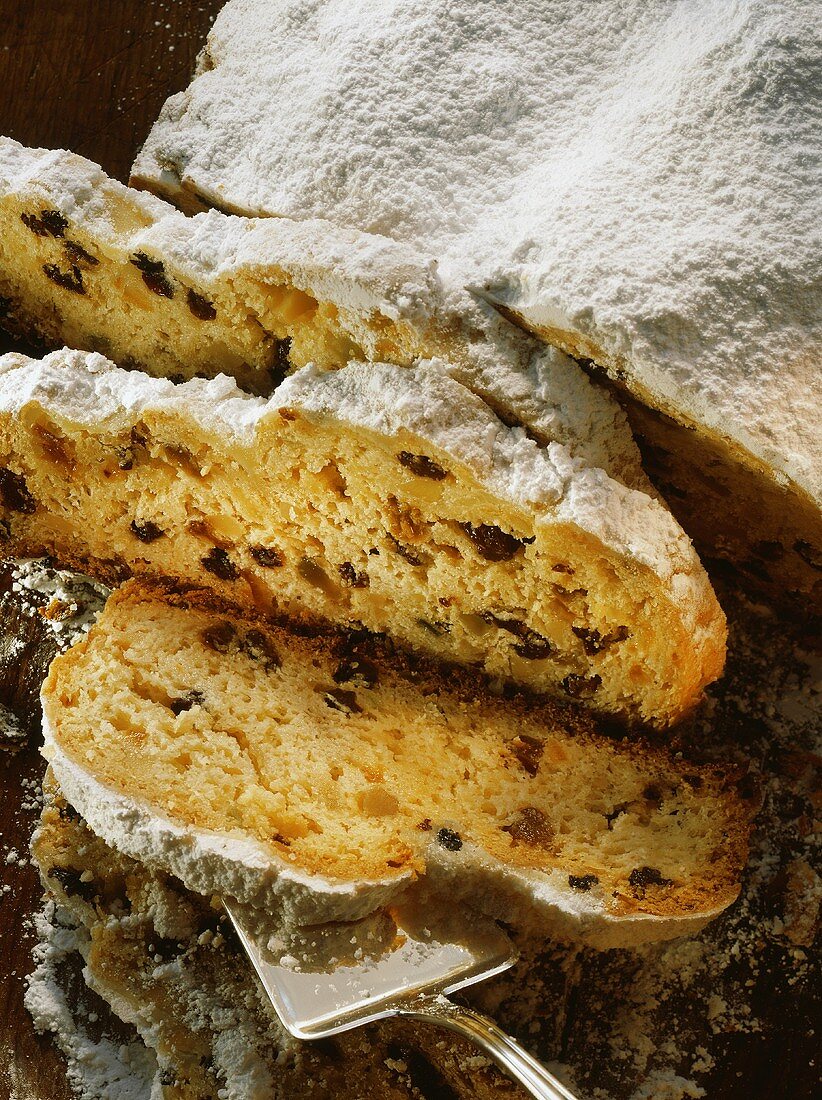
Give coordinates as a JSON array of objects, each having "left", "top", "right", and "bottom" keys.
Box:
[
  {"left": 10, "top": 558, "right": 108, "bottom": 649},
  {"left": 24, "top": 903, "right": 157, "bottom": 1100}
]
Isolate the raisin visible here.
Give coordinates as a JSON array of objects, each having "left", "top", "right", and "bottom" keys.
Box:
[
  {"left": 605, "top": 803, "right": 628, "bottom": 829},
  {"left": 568, "top": 873, "right": 599, "bottom": 891},
  {"left": 387, "top": 535, "right": 430, "bottom": 567},
  {"left": 460, "top": 522, "right": 525, "bottom": 562},
  {"left": 794, "top": 540, "right": 822, "bottom": 570},
  {"left": 512, "top": 631, "right": 553, "bottom": 660},
  {"left": 22, "top": 209, "right": 68, "bottom": 237},
  {"left": 417, "top": 618, "right": 451, "bottom": 637},
  {"left": 33, "top": 425, "right": 74, "bottom": 470},
  {"left": 169, "top": 690, "right": 205, "bottom": 715},
  {"left": 130, "top": 519, "right": 165, "bottom": 543},
  {"left": 43, "top": 263, "right": 84, "bottom": 294},
  {"left": 482, "top": 612, "right": 523, "bottom": 634},
  {"left": 510, "top": 734, "right": 544, "bottom": 777},
  {"left": 629, "top": 866, "right": 673, "bottom": 889},
  {"left": 117, "top": 425, "right": 148, "bottom": 470},
  {"left": 323, "top": 688, "right": 362, "bottom": 714},
  {"left": 47, "top": 866, "right": 97, "bottom": 902},
  {"left": 201, "top": 547, "right": 240, "bottom": 580},
  {"left": 201, "top": 621, "right": 236, "bottom": 652},
  {"left": 397, "top": 451, "right": 448, "bottom": 480},
  {"left": 130, "top": 252, "right": 174, "bottom": 298},
  {"left": 63, "top": 240, "right": 99, "bottom": 267},
  {"left": 270, "top": 337, "right": 292, "bottom": 387},
  {"left": 250, "top": 544, "right": 284, "bottom": 568},
  {"left": 338, "top": 561, "right": 369, "bottom": 588},
  {"left": 562, "top": 673, "right": 602, "bottom": 697},
  {"left": 332, "top": 657, "right": 379, "bottom": 687},
  {"left": 0, "top": 468, "right": 36, "bottom": 513},
  {"left": 501, "top": 806, "right": 554, "bottom": 847},
  {"left": 241, "top": 628, "right": 281, "bottom": 669},
  {"left": 572, "top": 625, "right": 629, "bottom": 655},
  {"left": 417, "top": 818, "right": 432, "bottom": 831},
  {"left": 482, "top": 614, "right": 552, "bottom": 659},
  {"left": 186, "top": 288, "right": 217, "bottom": 320},
  {"left": 437, "top": 827, "right": 462, "bottom": 851},
  {"left": 57, "top": 802, "right": 82, "bottom": 824}
]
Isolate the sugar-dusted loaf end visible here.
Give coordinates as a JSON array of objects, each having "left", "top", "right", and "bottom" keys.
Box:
[
  {"left": 132, "top": 0, "right": 822, "bottom": 613},
  {"left": 1, "top": 348, "right": 725, "bottom": 726},
  {"left": 0, "top": 136, "right": 644, "bottom": 485},
  {"left": 41, "top": 581, "right": 753, "bottom": 945}
]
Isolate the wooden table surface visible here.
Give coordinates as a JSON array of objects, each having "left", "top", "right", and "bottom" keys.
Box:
[
  {"left": 0, "top": 6, "right": 224, "bottom": 1098},
  {"left": 0, "top": 6, "right": 819, "bottom": 1100}
]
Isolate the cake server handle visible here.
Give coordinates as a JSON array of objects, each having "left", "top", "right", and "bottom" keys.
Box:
[{"left": 398, "top": 994, "right": 579, "bottom": 1100}]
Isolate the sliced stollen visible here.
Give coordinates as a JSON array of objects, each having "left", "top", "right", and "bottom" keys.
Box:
[
  {"left": 133, "top": 0, "right": 821, "bottom": 607},
  {"left": 0, "top": 137, "right": 642, "bottom": 487},
  {"left": 32, "top": 780, "right": 525, "bottom": 1100},
  {"left": 40, "top": 581, "right": 754, "bottom": 946},
  {"left": 0, "top": 348, "right": 725, "bottom": 726}
]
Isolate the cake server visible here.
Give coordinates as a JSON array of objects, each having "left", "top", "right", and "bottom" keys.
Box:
[{"left": 224, "top": 896, "right": 578, "bottom": 1100}]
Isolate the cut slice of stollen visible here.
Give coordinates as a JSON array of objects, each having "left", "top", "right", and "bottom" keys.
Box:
[
  {"left": 40, "top": 580, "right": 754, "bottom": 946},
  {"left": 0, "top": 136, "right": 643, "bottom": 489},
  {"left": 0, "top": 348, "right": 725, "bottom": 727}
]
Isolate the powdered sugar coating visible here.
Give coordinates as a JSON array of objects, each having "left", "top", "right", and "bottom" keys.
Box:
[
  {"left": 24, "top": 904, "right": 159, "bottom": 1100},
  {"left": 134, "top": 0, "right": 821, "bottom": 503}
]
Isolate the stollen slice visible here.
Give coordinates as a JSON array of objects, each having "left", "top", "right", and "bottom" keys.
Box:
[
  {"left": 40, "top": 580, "right": 754, "bottom": 945},
  {"left": 0, "top": 136, "right": 642, "bottom": 486},
  {"left": 1, "top": 348, "right": 725, "bottom": 726}
]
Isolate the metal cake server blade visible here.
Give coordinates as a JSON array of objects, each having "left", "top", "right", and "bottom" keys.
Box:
[{"left": 224, "top": 896, "right": 579, "bottom": 1100}]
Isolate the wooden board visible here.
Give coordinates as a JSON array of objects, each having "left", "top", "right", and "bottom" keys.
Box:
[{"left": 0, "top": 6, "right": 223, "bottom": 1098}]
